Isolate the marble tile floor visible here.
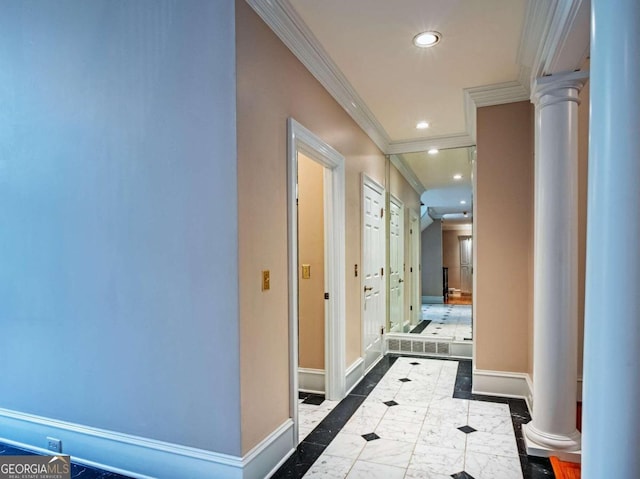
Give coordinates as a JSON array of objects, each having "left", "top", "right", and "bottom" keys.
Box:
[
  {"left": 299, "top": 392, "right": 341, "bottom": 443},
  {"left": 417, "top": 304, "right": 473, "bottom": 341},
  {"left": 271, "top": 355, "right": 554, "bottom": 479},
  {"left": 0, "top": 443, "right": 132, "bottom": 478}
]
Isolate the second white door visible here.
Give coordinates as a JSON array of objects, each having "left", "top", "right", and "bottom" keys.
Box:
[
  {"left": 362, "top": 177, "right": 385, "bottom": 371},
  {"left": 389, "top": 196, "right": 404, "bottom": 332}
]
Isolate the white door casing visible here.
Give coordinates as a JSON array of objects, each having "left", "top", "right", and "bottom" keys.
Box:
[
  {"left": 389, "top": 195, "right": 405, "bottom": 333},
  {"left": 410, "top": 210, "right": 420, "bottom": 326},
  {"left": 287, "top": 118, "right": 346, "bottom": 444},
  {"left": 362, "top": 175, "right": 385, "bottom": 372}
]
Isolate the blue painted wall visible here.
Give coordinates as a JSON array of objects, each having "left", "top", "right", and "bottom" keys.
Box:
[{"left": 0, "top": 0, "right": 240, "bottom": 454}]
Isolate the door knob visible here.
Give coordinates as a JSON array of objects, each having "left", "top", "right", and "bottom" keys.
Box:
[
  {"left": 364, "top": 286, "right": 373, "bottom": 292},
  {"left": 398, "top": 278, "right": 404, "bottom": 283}
]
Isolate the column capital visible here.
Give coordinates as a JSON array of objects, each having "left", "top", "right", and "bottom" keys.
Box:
[{"left": 532, "top": 70, "right": 589, "bottom": 108}]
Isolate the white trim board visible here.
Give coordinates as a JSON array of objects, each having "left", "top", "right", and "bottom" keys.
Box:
[
  {"left": 288, "top": 117, "right": 346, "bottom": 404},
  {"left": 345, "top": 358, "right": 365, "bottom": 396},
  {"left": 472, "top": 369, "right": 534, "bottom": 412},
  {"left": 298, "top": 368, "right": 325, "bottom": 394},
  {"left": 0, "top": 408, "right": 295, "bottom": 479}
]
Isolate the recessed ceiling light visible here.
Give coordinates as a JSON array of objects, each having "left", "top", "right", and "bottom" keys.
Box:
[
  {"left": 428, "top": 148, "right": 439, "bottom": 155},
  {"left": 460, "top": 200, "right": 467, "bottom": 205},
  {"left": 416, "top": 121, "right": 429, "bottom": 129},
  {"left": 453, "top": 174, "right": 462, "bottom": 180},
  {"left": 413, "top": 31, "right": 441, "bottom": 48}
]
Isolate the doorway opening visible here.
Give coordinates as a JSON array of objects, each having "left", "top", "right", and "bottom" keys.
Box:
[{"left": 287, "top": 118, "right": 346, "bottom": 444}]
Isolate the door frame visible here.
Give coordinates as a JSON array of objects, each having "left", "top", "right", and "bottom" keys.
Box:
[
  {"left": 287, "top": 118, "right": 346, "bottom": 435},
  {"left": 361, "top": 174, "right": 386, "bottom": 372},
  {"left": 409, "top": 209, "right": 420, "bottom": 326},
  {"left": 388, "top": 194, "right": 405, "bottom": 332}
]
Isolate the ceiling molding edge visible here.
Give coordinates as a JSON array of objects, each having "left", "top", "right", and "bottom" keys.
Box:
[
  {"left": 463, "top": 80, "right": 530, "bottom": 142},
  {"left": 518, "top": 0, "right": 590, "bottom": 82},
  {"left": 517, "top": 0, "right": 557, "bottom": 89},
  {"left": 390, "top": 154, "right": 425, "bottom": 196},
  {"left": 245, "top": 0, "right": 391, "bottom": 153}
]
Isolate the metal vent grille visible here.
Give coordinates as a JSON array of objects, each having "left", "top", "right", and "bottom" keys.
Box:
[
  {"left": 412, "top": 341, "right": 424, "bottom": 353},
  {"left": 437, "top": 342, "right": 450, "bottom": 354},
  {"left": 400, "top": 340, "right": 412, "bottom": 352},
  {"left": 388, "top": 339, "right": 400, "bottom": 351},
  {"left": 424, "top": 341, "right": 437, "bottom": 353}
]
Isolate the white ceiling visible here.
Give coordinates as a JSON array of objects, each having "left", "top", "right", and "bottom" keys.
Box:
[
  {"left": 248, "top": 0, "right": 590, "bottom": 224},
  {"left": 289, "top": 0, "right": 527, "bottom": 143}
]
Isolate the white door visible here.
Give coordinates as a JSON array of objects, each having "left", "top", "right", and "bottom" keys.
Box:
[
  {"left": 460, "top": 235, "right": 472, "bottom": 294},
  {"left": 389, "top": 196, "right": 404, "bottom": 332},
  {"left": 362, "top": 177, "right": 385, "bottom": 371}
]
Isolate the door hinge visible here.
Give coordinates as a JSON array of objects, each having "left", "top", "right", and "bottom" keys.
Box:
[
  {"left": 410, "top": 266, "right": 413, "bottom": 272},
  {"left": 410, "top": 228, "right": 413, "bottom": 234},
  {"left": 381, "top": 208, "right": 384, "bottom": 218},
  {"left": 381, "top": 267, "right": 384, "bottom": 276},
  {"left": 380, "top": 326, "right": 385, "bottom": 335},
  {"left": 410, "top": 305, "right": 413, "bottom": 311},
  {"left": 324, "top": 292, "right": 329, "bottom": 300}
]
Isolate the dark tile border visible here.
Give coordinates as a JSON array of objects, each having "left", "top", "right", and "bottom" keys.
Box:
[
  {"left": 270, "top": 355, "right": 399, "bottom": 478},
  {"left": 409, "top": 319, "right": 431, "bottom": 334}
]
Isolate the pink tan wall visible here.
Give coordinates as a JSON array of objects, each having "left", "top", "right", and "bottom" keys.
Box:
[
  {"left": 475, "top": 101, "right": 534, "bottom": 373},
  {"left": 236, "top": 1, "right": 419, "bottom": 452},
  {"left": 298, "top": 154, "right": 325, "bottom": 370},
  {"left": 475, "top": 97, "right": 588, "bottom": 379}
]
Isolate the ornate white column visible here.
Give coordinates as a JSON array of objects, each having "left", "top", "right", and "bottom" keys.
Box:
[
  {"left": 524, "top": 70, "right": 587, "bottom": 459},
  {"left": 583, "top": 0, "right": 640, "bottom": 477}
]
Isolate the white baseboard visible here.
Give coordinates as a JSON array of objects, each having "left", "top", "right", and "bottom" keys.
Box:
[
  {"left": 242, "top": 419, "right": 295, "bottom": 479},
  {"left": 422, "top": 295, "right": 444, "bottom": 304},
  {"left": 0, "top": 408, "right": 294, "bottom": 479},
  {"left": 345, "top": 358, "right": 364, "bottom": 395},
  {"left": 472, "top": 369, "right": 533, "bottom": 411},
  {"left": 298, "top": 368, "right": 325, "bottom": 394},
  {"left": 450, "top": 342, "right": 473, "bottom": 358}
]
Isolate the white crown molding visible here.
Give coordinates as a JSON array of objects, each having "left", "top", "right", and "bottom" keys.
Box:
[
  {"left": 246, "top": 0, "right": 587, "bottom": 188},
  {"left": 518, "top": 0, "right": 590, "bottom": 84},
  {"left": 463, "top": 80, "right": 530, "bottom": 142},
  {"left": 389, "top": 154, "right": 425, "bottom": 195},
  {"left": 246, "top": 0, "right": 390, "bottom": 153}
]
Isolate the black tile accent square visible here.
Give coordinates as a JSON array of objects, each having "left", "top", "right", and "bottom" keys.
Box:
[
  {"left": 361, "top": 432, "right": 380, "bottom": 441},
  {"left": 302, "top": 394, "right": 325, "bottom": 406},
  {"left": 457, "top": 425, "right": 477, "bottom": 434},
  {"left": 410, "top": 362, "right": 420, "bottom": 365},
  {"left": 398, "top": 378, "right": 412, "bottom": 382},
  {"left": 383, "top": 400, "right": 399, "bottom": 407},
  {"left": 451, "top": 472, "right": 475, "bottom": 479}
]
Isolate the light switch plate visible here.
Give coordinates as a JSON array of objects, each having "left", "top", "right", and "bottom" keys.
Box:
[{"left": 301, "top": 264, "right": 311, "bottom": 279}]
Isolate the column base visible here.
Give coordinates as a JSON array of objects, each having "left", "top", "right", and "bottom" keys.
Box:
[{"left": 523, "top": 423, "right": 582, "bottom": 463}]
